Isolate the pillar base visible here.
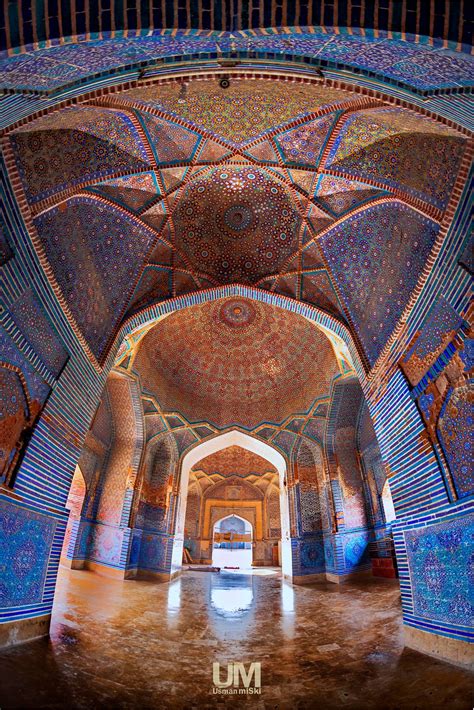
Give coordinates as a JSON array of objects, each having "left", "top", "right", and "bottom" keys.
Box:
[
  {"left": 292, "top": 572, "right": 327, "bottom": 584},
  {"left": 136, "top": 568, "right": 181, "bottom": 583},
  {"left": 0, "top": 614, "right": 51, "bottom": 648},
  {"left": 325, "top": 568, "right": 372, "bottom": 584},
  {"left": 66, "top": 558, "right": 86, "bottom": 570},
  {"left": 404, "top": 625, "right": 473, "bottom": 669},
  {"left": 83, "top": 560, "right": 126, "bottom": 579}
]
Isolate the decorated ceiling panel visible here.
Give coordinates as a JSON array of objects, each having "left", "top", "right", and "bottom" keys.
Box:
[
  {"left": 300, "top": 269, "right": 341, "bottom": 320},
  {"left": 173, "top": 166, "right": 301, "bottom": 284},
  {"left": 1, "top": 27, "right": 472, "bottom": 95},
  {"left": 10, "top": 107, "right": 151, "bottom": 203},
  {"left": 86, "top": 172, "right": 161, "bottom": 213},
  {"left": 326, "top": 108, "right": 466, "bottom": 209},
  {"left": 132, "top": 297, "right": 340, "bottom": 429},
  {"left": 137, "top": 112, "right": 202, "bottom": 163},
  {"left": 192, "top": 446, "right": 277, "bottom": 478},
  {"left": 275, "top": 114, "right": 338, "bottom": 167},
  {"left": 6, "top": 74, "right": 469, "bottom": 369},
  {"left": 312, "top": 176, "right": 385, "bottom": 216},
  {"left": 34, "top": 196, "right": 159, "bottom": 360},
  {"left": 320, "top": 202, "right": 439, "bottom": 366},
  {"left": 124, "top": 81, "right": 355, "bottom": 145}
]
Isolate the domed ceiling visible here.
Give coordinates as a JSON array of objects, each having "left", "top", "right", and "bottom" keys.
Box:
[
  {"left": 174, "top": 166, "right": 301, "bottom": 283},
  {"left": 189, "top": 445, "right": 279, "bottom": 499},
  {"left": 6, "top": 75, "right": 468, "bottom": 368},
  {"left": 132, "top": 297, "right": 339, "bottom": 429}
]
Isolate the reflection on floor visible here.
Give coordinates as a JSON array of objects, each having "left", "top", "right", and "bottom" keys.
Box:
[{"left": 0, "top": 566, "right": 472, "bottom": 709}]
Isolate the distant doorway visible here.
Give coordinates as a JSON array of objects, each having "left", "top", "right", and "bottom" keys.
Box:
[{"left": 212, "top": 515, "right": 253, "bottom": 569}]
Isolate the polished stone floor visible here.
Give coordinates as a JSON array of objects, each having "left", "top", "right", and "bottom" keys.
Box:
[{"left": 0, "top": 566, "right": 472, "bottom": 709}]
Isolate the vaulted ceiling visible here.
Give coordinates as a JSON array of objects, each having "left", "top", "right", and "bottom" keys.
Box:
[
  {"left": 189, "top": 446, "right": 279, "bottom": 498},
  {"left": 7, "top": 75, "right": 468, "bottom": 369},
  {"left": 192, "top": 446, "right": 278, "bottom": 478},
  {"left": 132, "top": 297, "right": 339, "bottom": 429}
]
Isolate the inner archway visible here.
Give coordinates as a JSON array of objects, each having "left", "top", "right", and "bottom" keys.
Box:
[
  {"left": 212, "top": 514, "right": 253, "bottom": 569},
  {"left": 172, "top": 430, "right": 292, "bottom": 580},
  {"left": 183, "top": 443, "right": 281, "bottom": 570}
]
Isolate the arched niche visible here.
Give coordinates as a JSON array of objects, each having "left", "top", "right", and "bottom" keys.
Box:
[{"left": 214, "top": 514, "right": 252, "bottom": 534}]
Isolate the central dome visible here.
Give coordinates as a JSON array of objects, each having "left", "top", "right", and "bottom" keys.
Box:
[
  {"left": 133, "top": 297, "right": 339, "bottom": 428},
  {"left": 173, "top": 167, "right": 301, "bottom": 283}
]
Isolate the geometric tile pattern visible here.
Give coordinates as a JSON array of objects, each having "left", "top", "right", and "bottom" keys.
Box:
[
  {"left": 437, "top": 386, "right": 474, "bottom": 500},
  {"left": 0, "top": 329, "right": 52, "bottom": 487},
  {"left": 193, "top": 446, "right": 277, "bottom": 478},
  {"left": 320, "top": 202, "right": 439, "bottom": 365},
  {"left": 8, "top": 74, "right": 467, "bottom": 374},
  {"left": 313, "top": 175, "right": 384, "bottom": 216},
  {"left": 132, "top": 297, "right": 340, "bottom": 428},
  {"left": 405, "top": 515, "right": 473, "bottom": 627},
  {"left": 275, "top": 114, "right": 338, "bottom": 167},
  {"left": 9, "top": 288, "right": 68, "bottom": 377},
  {"left": 327, "top": 108, "right": 466, "bottom": 209},
  {"left": 111, "top": 81, "right": 356, "bottom": 146},
  {"left": 342, "top": 530, "right": 371, "bottom": 570},
  {"left": 326, "top": 378, "right": 367, "bottom": 529},
  {"left": 34, "top": 197, "right": 158, "bottom": 361},
  {"left": 10, "top": 108, "right": 149, "bottom": 203},
  {"left": 0, "top": 367, "right": 29, "bottom": 484},
  {"left": 1, "top": 27, "right": 472, "bottom": 94},
  {"left": 296, "top": 440, "right": 324, "bottom": 533},
  {"left": 0, "top": 498, "right": 57, "bottom": 608},
  {"left": 401, "top": 298, "right": 465, "bottom": 386},
  {"left": 137, "top": 434, "right": 177, "bottom": 533},
  {"left": 173, "top": 166, "right": 301, "bottom": 284},
  {"left": 87, "top": 172, "right": 161, "bottom": 214},
  {"left": 0, "top": 330, "right": 51, "bottom": 407},
  {"left": 96, "top": 376, "right": 138, "bottom": 526}
]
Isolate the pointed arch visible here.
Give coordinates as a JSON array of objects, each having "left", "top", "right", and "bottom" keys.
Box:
[{"left": 170, "top": 430, "right": 293, "bottom": 579}]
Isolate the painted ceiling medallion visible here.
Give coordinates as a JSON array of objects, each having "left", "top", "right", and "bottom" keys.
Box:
[
  {"left": 7, "top": 76, "right": 467, "bottom": 365},
  {"left": 221, "top": 204, "right": 254, "bottom": 233},
  {"left": 218, "top": 299, "right": 257, "bottom": 328}
]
